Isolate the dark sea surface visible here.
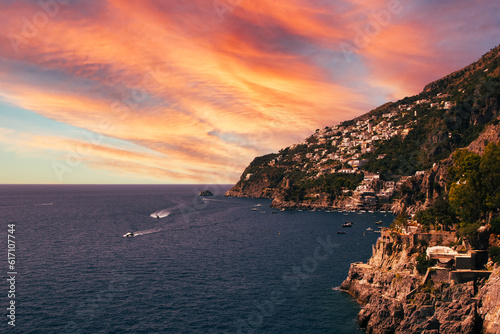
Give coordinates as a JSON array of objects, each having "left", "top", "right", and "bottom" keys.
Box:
[{"left": 0, "top": 185, "right": 395, "bottom": 333}]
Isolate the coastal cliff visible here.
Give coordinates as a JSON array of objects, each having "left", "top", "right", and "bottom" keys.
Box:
[
  {"left": 341, "top": 230, "right": 500, "bottom": 333},
  {"left": 225, "top": 45, "right": 500, "bottom": 212}
]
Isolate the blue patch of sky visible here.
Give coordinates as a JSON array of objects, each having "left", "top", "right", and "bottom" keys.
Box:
[{"left": 0, "top": 101, "right": 164, "bottom": 157}]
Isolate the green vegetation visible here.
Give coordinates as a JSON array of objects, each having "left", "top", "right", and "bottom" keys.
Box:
[
  {"left": 284, "top": 172, "right": 363, "bottom": 202},
  {"left": 448, "top": 143, "right": 500, "bottom": 225},
  {"left": 489, "top": 246, "right": 500, "bottom": 264},
  {"left": 491, "top": 217, "right": 500, "bottom": 235},
  {"left": 414, "top": 197, "right": 457, "bottom": 230},
  {"left": 416, "top": 254, "right": 435, "bottom": 275}
]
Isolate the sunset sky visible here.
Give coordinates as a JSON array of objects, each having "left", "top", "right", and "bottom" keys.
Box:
[{"left": 0, "top": 0, "right": 499, "bottom": 184}]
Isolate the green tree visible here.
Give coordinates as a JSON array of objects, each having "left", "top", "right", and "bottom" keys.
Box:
[{"left": 480, "top": 143, "right": 500, "bottom": 211}]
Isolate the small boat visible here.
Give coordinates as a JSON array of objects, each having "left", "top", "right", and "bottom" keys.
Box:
[
  {"left": 380, "top": 210, "right": 386, "bottom": 213},
  {"left": 123, "top": 232, "right": 134, "bottom": 238},
  {"left": 375, "top": 221, "right": 383, "bottom": 225},
  {"left": 342, "top": 222, "right": 353, "bottom": 228},
  {"left": 366, "top": 227, "right": 373, "bottom": 231},
  {"left": 280, "top": 208, "right": 286, "bottom": 211},
  {"left": 360, "top": 210, "right": 366, "bottom": 213},
  {"left": 368, "top": 210, "right": 374, "bottom": 213},
  {"left": 374, "top": 230, "right": 381, "bottom": 233},
  {"left": 337, "top": 231, "right": 346, "bottom": 234},
  {"left": 255, "top": 204, "right": 262, "bottom": 207},
  {"left": 252, "top": 208, "right": 259, "bottom": 211}
]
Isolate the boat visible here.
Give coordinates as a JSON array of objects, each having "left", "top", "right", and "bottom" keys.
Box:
[
  {"left": 360, "top": 210, "right": 366, "bottom": 213},
  {"left": 375, "top": 221, "right": 383, "bottom": 225},
  {"left": 255, "top": 204, "right": 262, "bottom": 207},
  {"left": 366, "top": 227, "right": 373, "bottom": 231},
  {"left": 123, "top": 232, "right": 134, "bottom": 238},
  {"left": 368, "top": 210, "right": 374, "bottom": 213},
  {"left": 337, "top": 231, "right": 346, "bottom": 234},
  {"left": 380, "top": 210, "right": 386, "bottom": 213},
  {"left": 252, "top": 208, "right": 259, "bottom": 211},
  {"left": 342, "top": 222, "right": 353, "bottom": 227},
  {"left": 374, "top": 230, "right": 381, "bottom": 233}
]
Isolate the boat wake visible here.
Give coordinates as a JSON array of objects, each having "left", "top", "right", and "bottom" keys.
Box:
[
  {"left": 129, "top": 226, "right": 166, "bottom": 237},
  {"left": 149, "top": 209, "right": 171, "bottom": 219}
]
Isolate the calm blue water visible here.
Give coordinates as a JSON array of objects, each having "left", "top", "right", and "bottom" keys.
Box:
[{"left": 0, "top": 185, "right": 394, "bottom": 333}]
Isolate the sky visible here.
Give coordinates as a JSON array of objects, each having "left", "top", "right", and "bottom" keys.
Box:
[{"left": 0, "top": 0, "right": 499, "bottom": 184}]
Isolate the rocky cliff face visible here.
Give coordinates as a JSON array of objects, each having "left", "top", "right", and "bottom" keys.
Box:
[
  {"left": 341, "top": 233, "right": 500, "bottom": 333},
  {"left": 478, "top": 267, "right": 500, "bottom": 334}
]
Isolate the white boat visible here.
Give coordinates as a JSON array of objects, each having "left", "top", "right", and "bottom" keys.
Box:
[
  {"left": 123, "top": 232, "right": 134, "bottom": 238},
  {"left": 252, "top": 208, "right": 259, "bottom": 211},
  {"left": 366, "top": 227, "right": 373, "bottom": 231}
]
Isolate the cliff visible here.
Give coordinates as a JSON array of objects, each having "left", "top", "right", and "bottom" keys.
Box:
[{"left": 341, "top": 230, "right": 500, "bottom": 333}]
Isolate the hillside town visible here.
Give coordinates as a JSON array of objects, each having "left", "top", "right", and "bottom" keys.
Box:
[{"left": 243, "top": 94, "right": 456, "bottom": 209}]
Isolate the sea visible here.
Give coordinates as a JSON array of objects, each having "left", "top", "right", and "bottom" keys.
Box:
[{"left": 0, "top": 185, "right": 395, "bottom": 334}]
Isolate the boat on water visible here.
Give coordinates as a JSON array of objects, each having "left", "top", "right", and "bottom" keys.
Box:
[
  {"left": 123, "top": 232, "right": 134, "bottom": 238},
  {"left": 255, "top": 204, "right": 262, "bottom": 207},
  {"left": 342, "top": 222, "right": 353, "bottom": 227},
  {"left": 252, "top": 208, "right": 259, "bottom": 211},
  {"left": 366, "top": 227, "right": 373, "bottom": 231},
  {"left": 368, "top": 210, "right": 374, "bottom": 213},
  {"left": 337, "top": 231, "right": 346, "bottom": 234},
  {"left": 375, "top": 221, "right": 383, "bottom": 225},
  {"left": 374, "top": 230, "right": 381, "bottom": 233},
  {"left": 360, "top": 210, "right": 366, "bottom": 213},
  {"left": 380, "top": 210, "right": 386, "bottom": 213}
]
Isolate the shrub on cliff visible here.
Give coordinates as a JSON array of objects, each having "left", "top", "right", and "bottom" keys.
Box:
[
  {"left": 489, "top": 246, "right": 500, "bottom": 264},
  {"left": 491, "top": 216, "right": 500, "bottom": 235},
  {"left": 416, "top": 253, "right": 436, "bottom": 275}
]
